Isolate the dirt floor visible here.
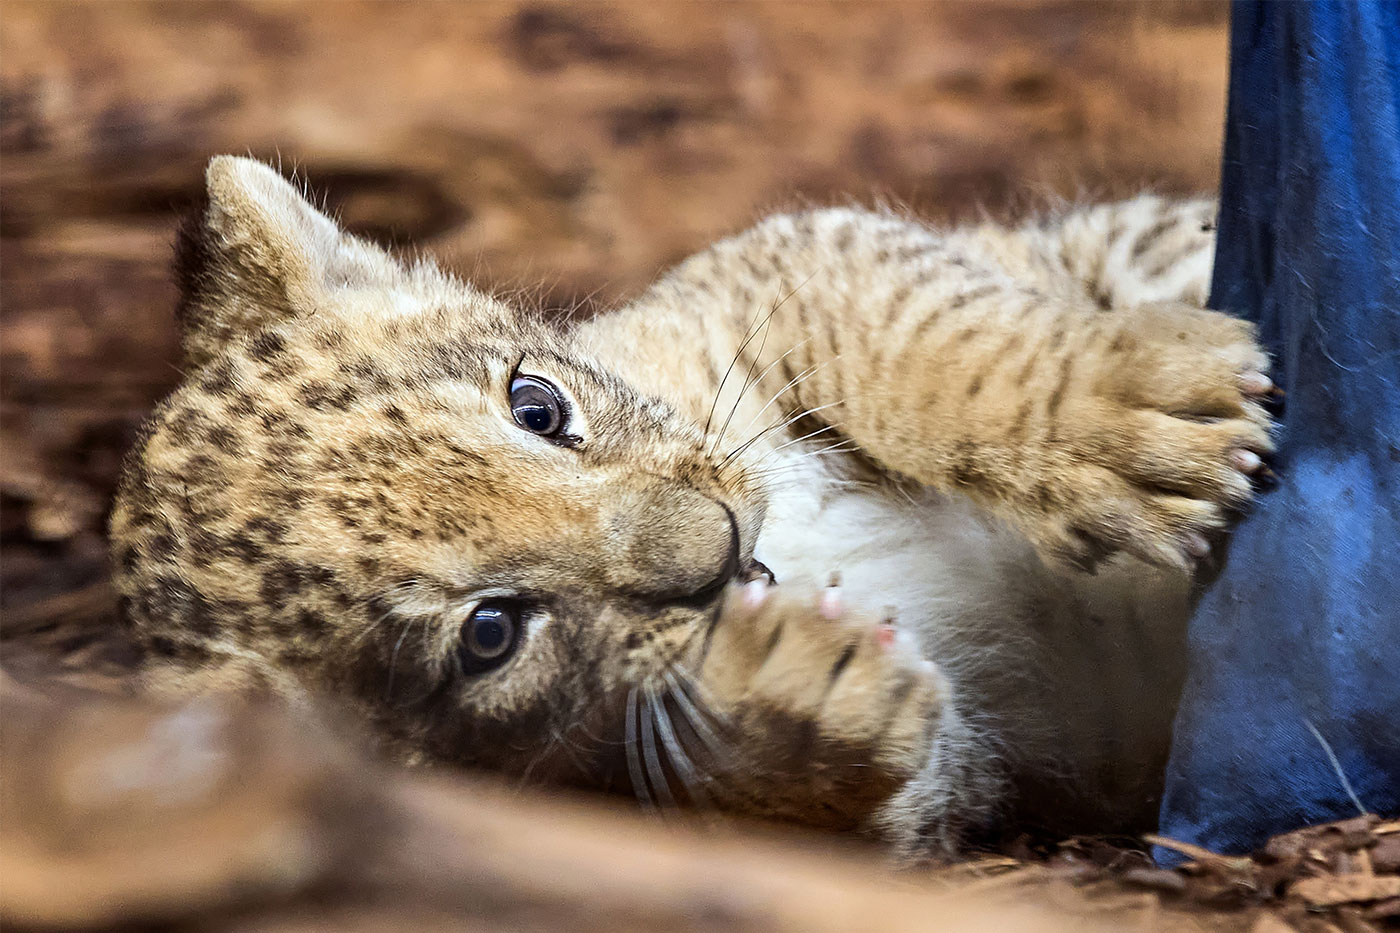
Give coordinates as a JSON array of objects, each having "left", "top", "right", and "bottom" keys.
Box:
[{"left": 5, "top": 3, "right": 1395, "bottom": 930}]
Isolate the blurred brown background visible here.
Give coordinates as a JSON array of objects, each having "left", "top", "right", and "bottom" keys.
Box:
[{"left": 1, "top": 1, "right": 1228, "bottom": 658}]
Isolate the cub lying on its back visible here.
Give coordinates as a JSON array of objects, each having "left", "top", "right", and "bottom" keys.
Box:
[{"left": 112, "top": 157, "right": 1274, "bottom": 857}]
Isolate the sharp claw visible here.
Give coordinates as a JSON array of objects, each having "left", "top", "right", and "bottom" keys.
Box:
[
  {"left": 1252, "top": 465, "right": 1281, "bottom": 493},
  {"left": 819, "top": 586, "right": 843, "bottom": 620},
  {"left": 1230, "top": 449, "right": 1263, "bottom": 473},
  {"left": 1240, "top": 371, "right": 1274, "bottom": 396},
  {"left": 740, "top": 557, "right": 775, "bottom": 585},
  {"left": 1183, "top": 532, "right": 1211, "bottom": 559},
  {"left": 741, "top": 579, "right": 770, "bottom": 609}
]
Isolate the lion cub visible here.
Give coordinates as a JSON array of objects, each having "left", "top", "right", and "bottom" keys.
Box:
[{"left": 111, "top": 158, "right": 1273, "bottom": 857}]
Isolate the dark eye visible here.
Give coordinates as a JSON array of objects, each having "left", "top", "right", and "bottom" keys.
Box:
[
  {"left": 458, "top": 600, "right": 521, "bottom": 675},
  {"left": 509, "top": 375, "right": 566, "bottom": 438}
]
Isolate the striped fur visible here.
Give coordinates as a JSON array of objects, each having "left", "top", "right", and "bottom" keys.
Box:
[{"left": 113, "top": 159, "right": 1272, "bottom": 858}]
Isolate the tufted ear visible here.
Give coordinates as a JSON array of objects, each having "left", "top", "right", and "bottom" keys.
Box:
[{"left": 174, "top": 156, "right": 407, "bottom": 370}]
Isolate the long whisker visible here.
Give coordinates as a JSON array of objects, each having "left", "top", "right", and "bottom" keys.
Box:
[
  {"left": 720, "top": 400, "right": 845, "bottom": 469},
  {"left": 701, "top": 302, "right": 770, "bottom": 443},
  {"left": 708, "top": 273, "right": 818, "bottom": 458},
  {"left": 649, "top": 681, "right": 713, "bottom": 808},
  {"left": 797, "top": 440, "right": 861, "bottom": 459},
  {"left": 723, "top": 357, "right": 827, "bottom": 453},
  {"left": 708, "top": 289, "right": 780, "bottom": 458},
  {"left": 555, "top": 723, "right": 594, "bottom": 775},
  {"left": 771, "top": 422, "right": 841, "bottom": 452},
  {"left": 351, "top": 609, "right": 394, "bottom": 648},
  {"left": 519, "top": 721, "right": 591, "bottom": 787},
  {"left": 751, "top": 436, "right": 863, "bottom": 469},
  {"left": 674, "top": 667, "right": 734, "bottom": 728},
  {"left": 350, "top": 579, "right": 422, "bottom": 648},
  {"left": 640, "top": 687, "right": 677, "bottom": 809},
  {"left": 742, "top": 470, "right": 875, "bottom": 491},
  {"left": 747, "top": 338, "right": 814, "bottom": 397},
  {"left": 383, "top": 616, "right": 416, "bottom": 701},
  {"left": 624, "top": 685, "right": 657, "bottom": 812},
  {"left": 519, "top": 728, "right": 563, "bottom": 787},
  {"left": 663, "top": 669, "right": 732, "bottom": 770},
  {"left": 732, "top": 436, "right": 872, "bottom": 484}
]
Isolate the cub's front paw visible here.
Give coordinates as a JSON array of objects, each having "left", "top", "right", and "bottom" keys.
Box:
[
  {"left": 687, "top": 581, "right": 943, "bottom": 829},
  {"left": 1037, "top": 303, "right": 1277, "bottom": 571}
]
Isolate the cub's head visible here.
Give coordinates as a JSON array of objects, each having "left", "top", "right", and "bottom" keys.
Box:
[{"left": 111, "top": 157, "right": 767, "bottom": 786}]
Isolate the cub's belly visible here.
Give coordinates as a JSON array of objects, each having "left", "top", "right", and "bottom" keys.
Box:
[{"left": 752, "top": 460, "right": 1192, "bottom": 829}]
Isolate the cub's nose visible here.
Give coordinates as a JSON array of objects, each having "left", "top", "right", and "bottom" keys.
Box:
[{"left": 603, "top": 481, "right": 738, "bottom": 604}]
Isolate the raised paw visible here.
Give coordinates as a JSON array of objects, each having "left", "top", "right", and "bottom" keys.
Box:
[
  {"left": 1039, "top": 302, "right": 1277, "bottom": 571},
  {"left": 682, "top": 580, "right": 944, "bottom": 829}
]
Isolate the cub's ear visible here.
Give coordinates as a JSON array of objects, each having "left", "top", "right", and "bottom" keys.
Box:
[{"left": 174, "top": 156, "right": 405, "bottom": 370}]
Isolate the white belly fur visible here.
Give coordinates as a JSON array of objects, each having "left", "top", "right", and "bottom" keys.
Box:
[{"left": 752, "top": 449, "right": 1192, "bottom": 830}]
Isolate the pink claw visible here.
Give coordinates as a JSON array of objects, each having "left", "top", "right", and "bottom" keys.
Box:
[
  {"left": 742, "top": 579, "right": 770, "bottom": 610},
  {"left": 1230, "top": 449, "right": 1263, "bottom": 473},
  {"left": 1240, "top": 372, "right": 1273, "bottom": 396},
  {"left": 1184, "top": 532, "right": 1211, "bottom": 559},
  {"left": 819, "top": 586, "right": 843, "bottom": 620}
]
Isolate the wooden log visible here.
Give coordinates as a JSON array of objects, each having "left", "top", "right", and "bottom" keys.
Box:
[{"left": 0, "top": 674, "right": 1202, "bottom": 932}]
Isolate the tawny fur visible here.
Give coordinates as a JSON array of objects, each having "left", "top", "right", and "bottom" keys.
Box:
[{"left": 110, "top": 157, "right": 1273, "bottom": 858}]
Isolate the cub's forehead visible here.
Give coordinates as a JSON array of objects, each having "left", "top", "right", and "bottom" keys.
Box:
[
  {"left": 151, "top": 302, "right": 674, "bottom": 477},
  {"left": 190, "top": 304, "right": 513, "bottom": 407}
]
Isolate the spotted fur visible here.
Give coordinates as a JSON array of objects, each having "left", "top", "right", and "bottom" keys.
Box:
[{"left": 111, "top": 158, "right": 1273, "bottom": 857}]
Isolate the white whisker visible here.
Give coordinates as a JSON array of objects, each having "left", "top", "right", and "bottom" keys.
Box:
[
  {"left": 706, "top": 272, "right": 817, "bottom": 458},
  {"left": 771, "top": 421, "right": 841, "bottom": 452},
  {"left": 725, "top": 356, "right": 827, "bottom": 450},
  {"left": 649, "top": 682, "right": 714, "bottom": 807},
  {"left": 720, "top": 400, "right": 846, "bottom": 468},
  {"left": 640, "top": 687, "right": 677, "bottom": 808},
  {"left": 664, "top": 669, "right": 732, "bottom": 771},
  {"left": 709, "top": 288, "right": 781, "bottom": 458},
  {"left": 625, "top": 685, "right": 657, "bottom": 812},
  {"left": 702, "top": 302, "right": 772, "bottom": 443},
  {"left": 383, "top": 616, "right": 416, "bottom": 701}
]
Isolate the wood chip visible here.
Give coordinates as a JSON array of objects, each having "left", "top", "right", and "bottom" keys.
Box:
[
  {"left": 1290, "top": 874, "right": 1400, "bottom": 907},
  {"left": 1120, "top": 867, "right": 1188, "bottom": 894},
  {"left": 1143, "top": 834, "right": 1255, "bottom": 872}
]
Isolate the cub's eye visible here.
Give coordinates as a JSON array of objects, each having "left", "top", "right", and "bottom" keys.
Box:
[
  {"left": 509, "top": 375, "right": 567, "bottom": 438},
  {"left": 458, "top": 600, "right": 521, "bottom": 675}
]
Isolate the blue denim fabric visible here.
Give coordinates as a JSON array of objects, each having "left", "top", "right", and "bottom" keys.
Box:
[{"left": 1157, "top": 0, "right": 1400, "bottom": 864}]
